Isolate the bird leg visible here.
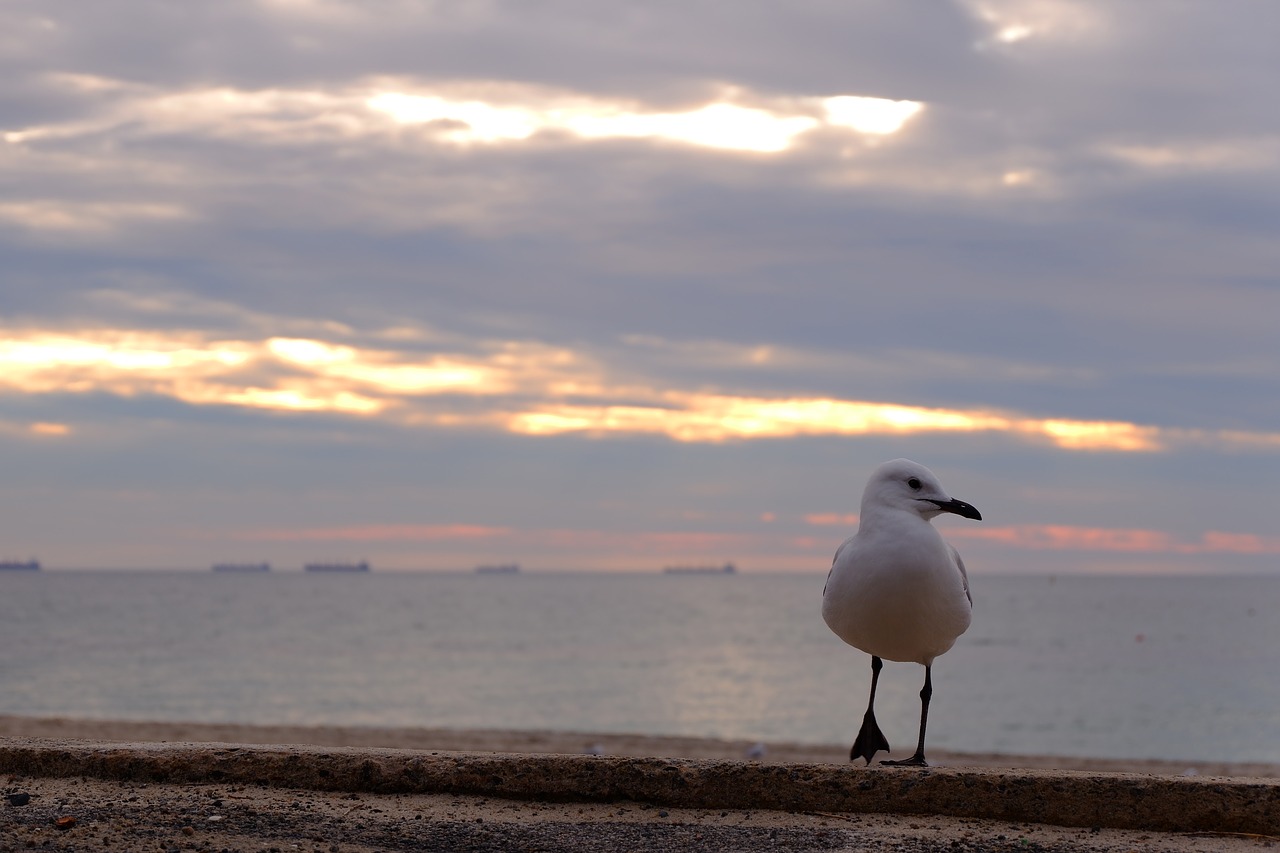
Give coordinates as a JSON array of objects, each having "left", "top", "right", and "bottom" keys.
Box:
[
  {"left": 850, "top": 655, "right": 891, "bottom": 764},
  {"left": 882, "top": 665, "right": 931, "bottom": 767}
]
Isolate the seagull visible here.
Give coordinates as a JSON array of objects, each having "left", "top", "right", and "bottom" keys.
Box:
[{"left": 822, "top": 458, "right": 982, "bottom": 767}]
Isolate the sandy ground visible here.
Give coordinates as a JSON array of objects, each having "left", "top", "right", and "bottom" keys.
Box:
[
  {"left": 4, "top": 773, "right": 1273, "bottom": 853},
  {"left": 3, "top": 715, "right": 1276, "bottom": 777},
  {"left": 2, "top": 717, "right": 1278, "bottom": 852}
]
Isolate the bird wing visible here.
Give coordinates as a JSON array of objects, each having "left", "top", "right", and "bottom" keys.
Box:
[
  {"left": 823, "top": 536, "right": 854, "bottom": 597},
  {"left": 950, "top": 544, "right": 972, "bottom": 606}
]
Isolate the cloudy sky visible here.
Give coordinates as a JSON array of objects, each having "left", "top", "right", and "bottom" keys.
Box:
[{"left": 2, "top": 0, "right": 1277, "bottom": 573}]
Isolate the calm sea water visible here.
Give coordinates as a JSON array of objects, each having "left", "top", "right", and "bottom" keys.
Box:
[{"left": 1, "top": 571, "right": 1276, "bottom": 763}]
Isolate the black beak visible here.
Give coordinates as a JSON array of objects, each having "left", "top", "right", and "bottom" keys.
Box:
[{"left": 929, "top": 498, "right": 982, "bottom": 521}]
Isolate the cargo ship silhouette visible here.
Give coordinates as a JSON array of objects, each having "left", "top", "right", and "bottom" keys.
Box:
[
  {"left": 304, "top": 561, "right": 371, "bottom": 572},
  {"left": 662, "top": 562, "right": 736, "bottom": 575}
]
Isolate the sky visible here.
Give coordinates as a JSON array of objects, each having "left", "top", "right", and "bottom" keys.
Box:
[{"left": 1, "top": 0, "right": 1277, "bottom": 573}]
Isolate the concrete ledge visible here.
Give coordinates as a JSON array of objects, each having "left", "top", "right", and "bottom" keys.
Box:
[{"left": 1, "top": 738, "right": 1276, "bottom": 836}]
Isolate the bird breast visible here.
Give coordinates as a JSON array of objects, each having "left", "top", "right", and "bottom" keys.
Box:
[{"left": 822, "top": 527, "right": 972, "bottom": 665}]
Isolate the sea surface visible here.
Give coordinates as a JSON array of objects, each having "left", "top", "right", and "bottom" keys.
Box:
[{"left": 1, "top": 571, "right": 1277, "bottom": 764}]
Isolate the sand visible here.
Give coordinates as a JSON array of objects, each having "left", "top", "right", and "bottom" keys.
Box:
[
  {"left": 2, "top": 716, "right": 1278, "bottom": 852},
  {"left": 3, "top": 714, "right": 1277, "bottom": 777}
]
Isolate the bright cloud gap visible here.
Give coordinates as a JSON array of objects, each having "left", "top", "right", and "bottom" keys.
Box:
[
  {"left": 5, "top": 76, "right": 923, "bottom": 157},
  {"left": 2, "top": 328, "right": 1279, "bottom": 454},
  {"left": 364, "top": 89, "right": 922, "bottom": 153}
]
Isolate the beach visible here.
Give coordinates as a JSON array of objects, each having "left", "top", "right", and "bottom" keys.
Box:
[
  {"left": 4, "top": 715, "right": 1280, "bottom": 778},
  {"left": 2, "top": 716, "right": 1278, "bottom": 852}
]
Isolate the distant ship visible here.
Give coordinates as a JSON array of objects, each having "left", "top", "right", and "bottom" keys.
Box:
[
  {"left": 211, "top": 562, "right": 270, "bottom": 573},
  {"left": 0, "top": 559, "right": 40, "bottom": 571},
  {"left": 475, "top": 563, "right": 519, "bottom": 574},
  {"left": 304, "top": 561, "right": 370, "bottom": 572},
  {"left": 663, "top": 562, "right": 736, "bottom": 575}
]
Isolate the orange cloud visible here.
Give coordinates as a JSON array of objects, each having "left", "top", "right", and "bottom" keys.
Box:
[
  {"left": 507, "top": 396, "right": 999, "bottom": 441},
  {"left": 944, "top": 524, "right": 1280, "bottom": 555},
  {"left": 243, "top": 523, "right": 511, "bottom": 542},
  {"left": 29, "top": 422, "right": 71, "bottom": 436},
  {"left": 1198, "top": 531, "right": 1280, "bottom": 555},
  {"left": 804, "top": 513, "right": 860, "bottom": 527},
  {"left": 8, "top": 75, "right": 923, "bottom": 169},
  {"left": 0, "top": 419, "right": 74, "bottom": 438},
  {"left": 1023, "top": 419, "right": 1163, "bottom": 451},
  {"left": 0, "top": 328, "right": 573, "bottom": 416},
  {"left": 4, "top": 325, "right": 1280, "bottom": 456},
  {"left": 267, "top": 337, "right": 507, "bottom": 394},
  {"left": 800, "top": 517, "right": 1280, "bottom": 557},
  {"left": 499, "top": 394, "right": 1187, "bottom": 452}
]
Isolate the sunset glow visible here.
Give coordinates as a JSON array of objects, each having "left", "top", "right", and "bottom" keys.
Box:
[
  {"left": 0, "top": 201, "right": 193, "bottom": 233},
  {"left": 799, "top": 516, "right": 1280, "bottom": 557},
  {"left": 269, "top": 337, "right": 500, "bottom": 394},
  {"left": 363, "top": 86, "right": 924, "bottom": 152},
  {"left": 506, "top": 396, "right": 1014, "bottom": 441},
  {"left": 0, "top": 334, "right": 251, "bottom": 373},
  {"left": 946, "top": 524, "right": 1280, "bottom": 556},
  {"left": 822, "top": 96, "right": 923, "bottom": 135},
  {"left": 1, "top": 4, "right": 1275, "bottom": 578},
  {"left": 6, "top": 74, "right": 925, "bottom": 164},
  {"left": 224, "top": 519, "right": 1280, "bottom": 564},
  {"left": 1022, "top": 418, "right": 1163, "bottom": 451},
  {"left": 500, "top": 395, "right": 1205, "bottom": 452},
  {"left": 3, "top": 328, "right": 1278, "bottom": 457},
  {"left": 804, "top": 513, "right": 860, "bottom": 527},
  {"left": 244, "top": 523, "right": 512, "bottom": 542},
  {"left": 368, "top": 91, "right": 823, "bottom": 152}
]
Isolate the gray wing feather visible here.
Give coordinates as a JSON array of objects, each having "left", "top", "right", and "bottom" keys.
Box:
[
  {"left": 823, "top": 537, "right": 854, "bottom": 597},
  {"left": 950, "top": 544, "right": 972, "bottom": 606}
]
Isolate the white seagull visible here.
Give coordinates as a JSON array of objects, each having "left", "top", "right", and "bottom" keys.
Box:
[{"left": 822, "top": 458, "right": 982, "bottom": 766}]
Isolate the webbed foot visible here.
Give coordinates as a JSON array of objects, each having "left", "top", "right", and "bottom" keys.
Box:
[{"left": 850, "top": 709, "right": 891, "bottom": 764}]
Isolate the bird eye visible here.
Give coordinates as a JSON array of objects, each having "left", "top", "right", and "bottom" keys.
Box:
[{"left": 907, "top": 477, "right": 922, "bottom": 490}]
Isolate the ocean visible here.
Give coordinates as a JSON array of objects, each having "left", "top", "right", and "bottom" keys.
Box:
[{"left": 1, "top": 571, "right": 1276, "bottom": 764}]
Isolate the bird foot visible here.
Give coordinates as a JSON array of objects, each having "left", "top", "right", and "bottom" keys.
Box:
[
  {"left": 850, "top": 710, "right": 891, "bottom": 764},
  {"left": 880, "top": 753, "right": 928, "bottom": 767}
]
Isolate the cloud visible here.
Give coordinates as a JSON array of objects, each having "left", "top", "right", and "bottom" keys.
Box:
[
  {"left": 267, "top": 337, "right": 505, "bottom": 395},
  {"left": 0, "top": 419, "right": 72, "bottom": 438},
  {"left": 225, "top": 517, "right": 1280, "bottom": 568},
  {"left": 805, "top": 513, "right": 859, "bottom": 527},
  {"left": 2, "top": 1, "right": 1279, "bottom": 574},
  {"left": 498, "top": 395, "right": 1143, "bottom": 449},
  {"left": 801, "top": 514, "right": 1280, "bottom": 558},
  {"left": 962, "top": 0, "right": 1110, "bottom": 49},
  {"left": 28, "top": 421, "right": 70, "bottom": 436},
  {"left": 243, "top": 523, "right": 511, "bottom": 542},
  {"left": 3, "top": 324, "right": 1279, "bottom": 456},
  {"left": 6, "top": 73, "right": 922, "bottom": 161},
  {"left": 0, "top": 200, "right": 194, "bottom": 235},
  {"left": 369, "top": 90, "right": 825, "bottom": 153},
  {"left": 367, "top": 87, "right": 924, "bottom": 151},
  {"left": 946, "top": 524, "right": 1280, "bottom": 556}
]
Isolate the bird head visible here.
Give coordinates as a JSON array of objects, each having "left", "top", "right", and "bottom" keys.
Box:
[{"left": 861, "top": 458, "right": 982, "bottom": 521}]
